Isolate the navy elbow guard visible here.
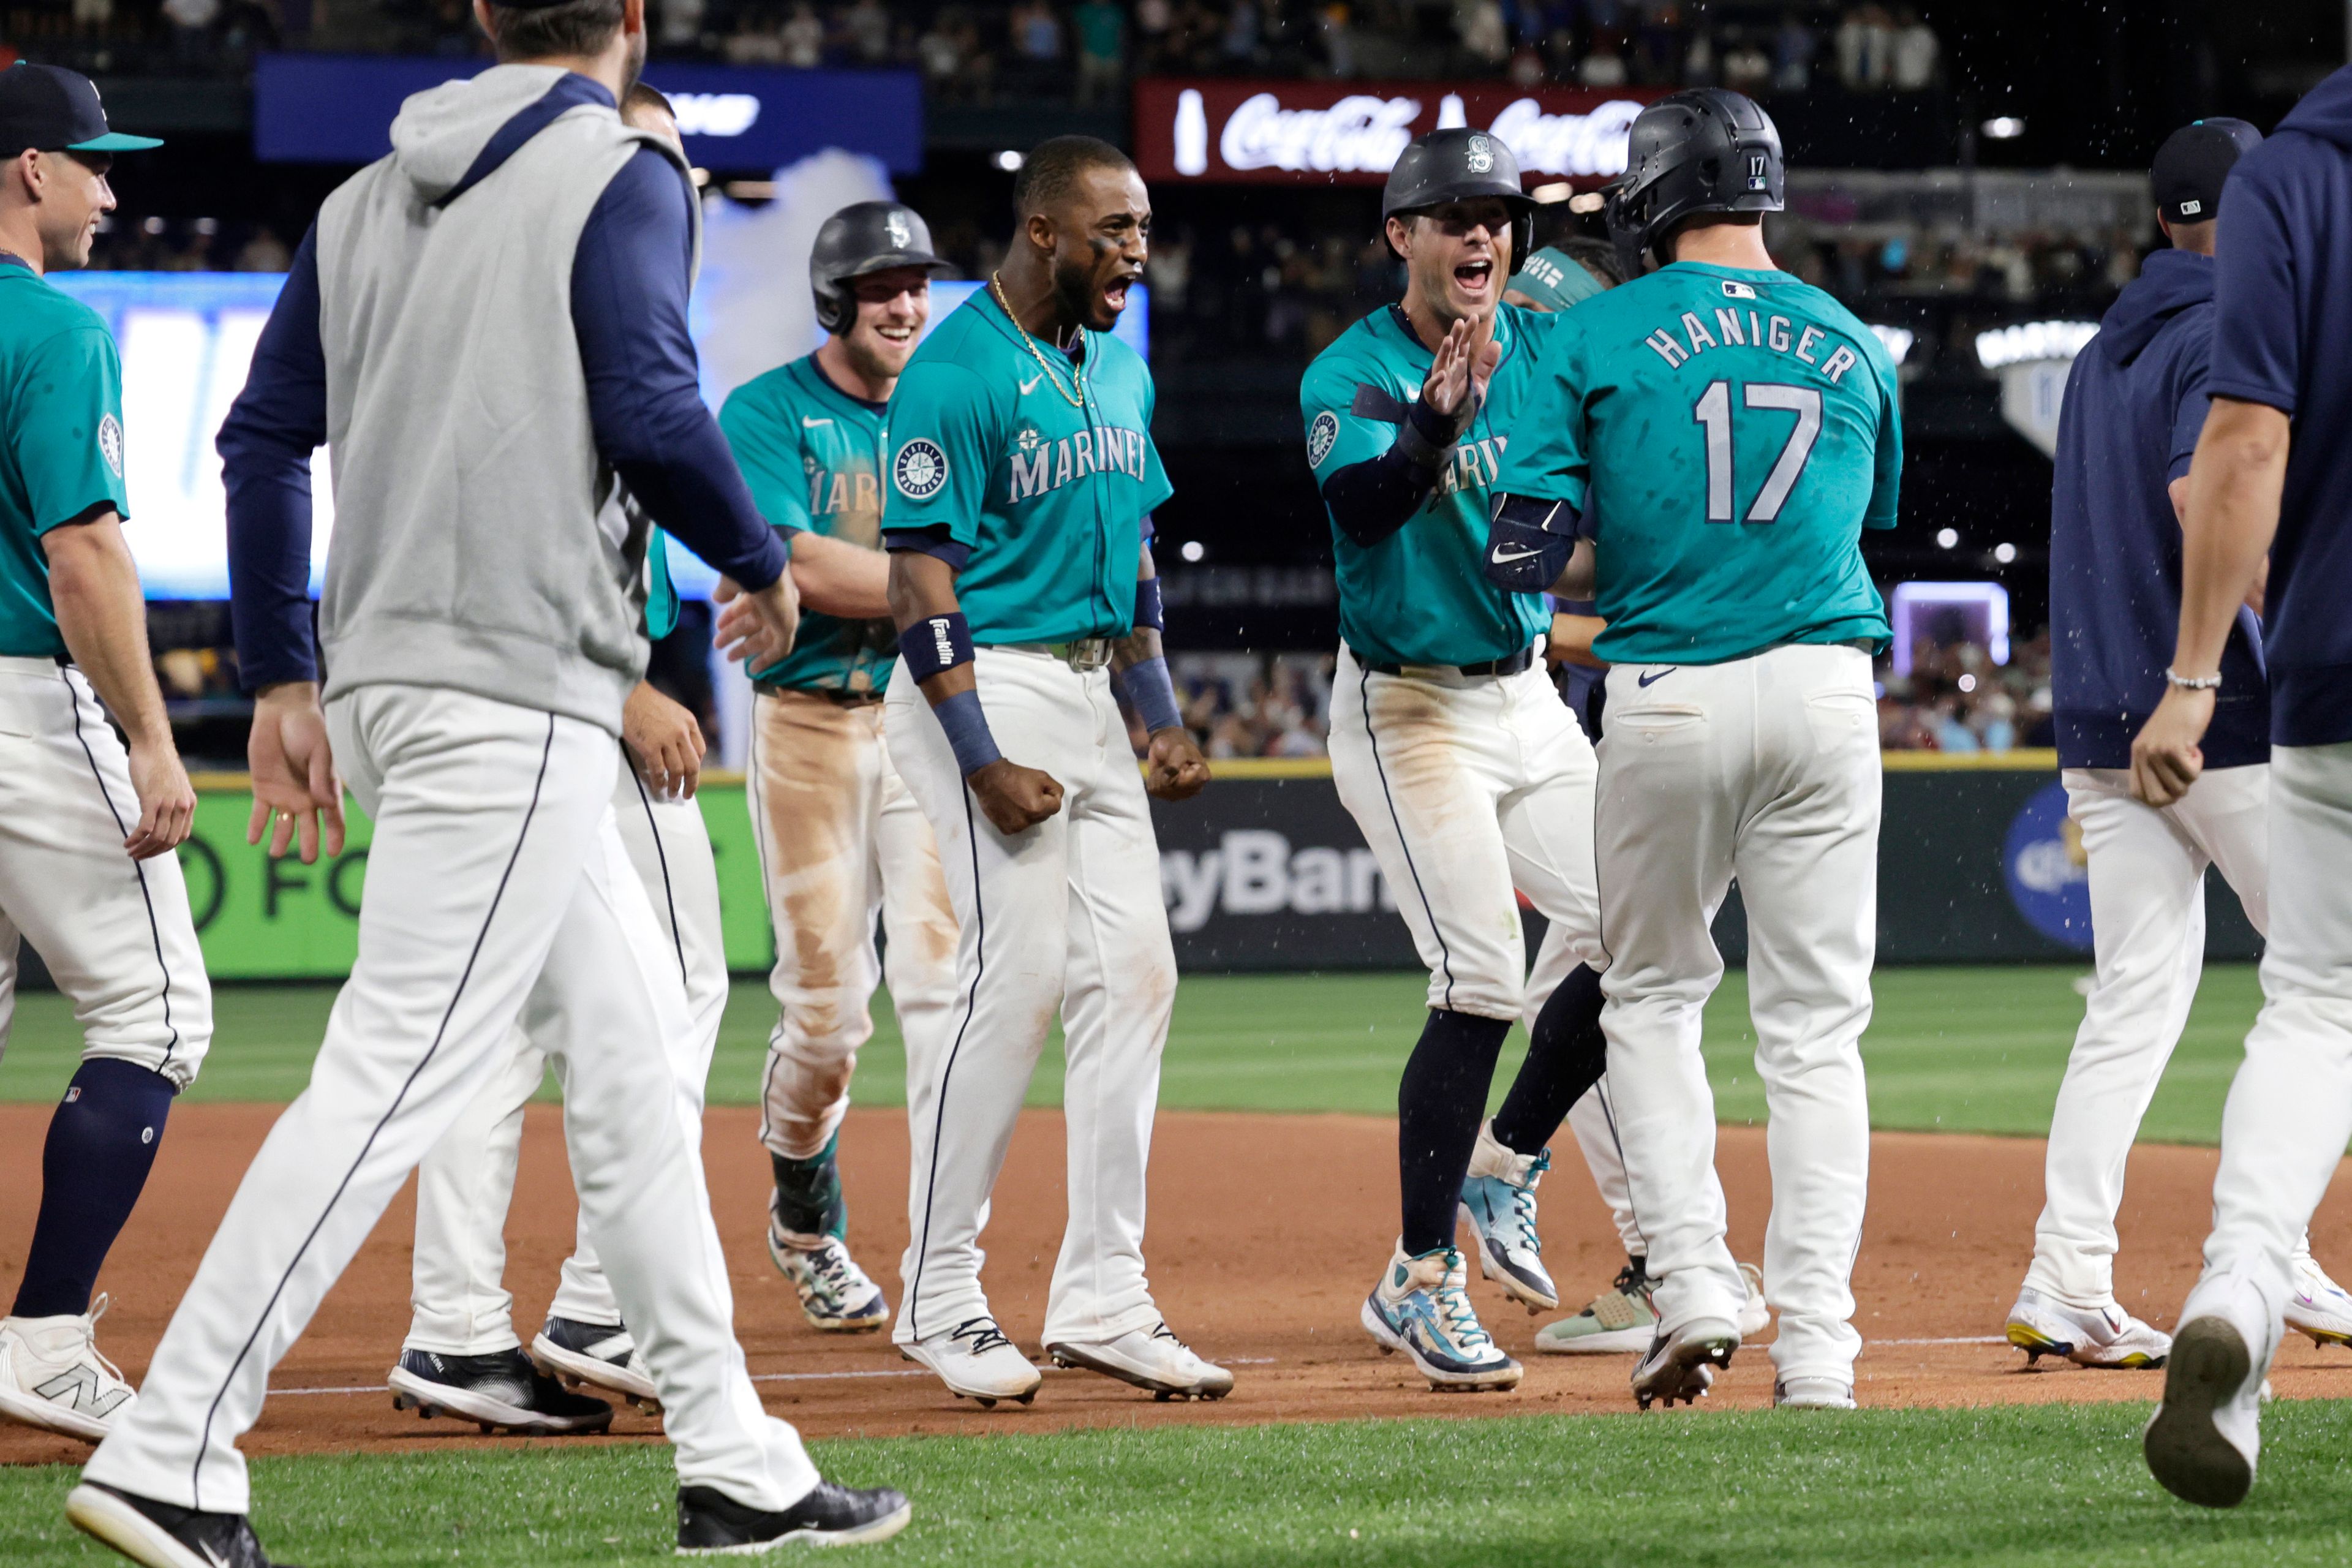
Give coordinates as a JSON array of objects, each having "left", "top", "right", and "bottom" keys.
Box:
[{"left": 1484, "top": 493, "right": 1580, "bottom": 594}]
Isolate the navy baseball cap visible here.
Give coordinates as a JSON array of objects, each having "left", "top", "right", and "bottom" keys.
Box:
[
  {"left": 0, "top": 62, "right": 164, "bottom": 159},
  {"left": 2151, "top": 118, "right": 2261, "bottom": 226}
]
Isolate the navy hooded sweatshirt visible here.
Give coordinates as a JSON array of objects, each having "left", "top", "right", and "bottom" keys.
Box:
[
  {"left": 2212, "top": 64, "right": 2352, "bottom": 747},
  {"left": 2050, "top": 248, "right": 2267, "bottom": 769}
]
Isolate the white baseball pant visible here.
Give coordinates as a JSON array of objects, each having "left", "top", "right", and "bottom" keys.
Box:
[
  {"left": 884, "top": 646, "right": 1176, "bottom": 1349},
  {"left": 84, "top": 685, "right": 816, "bottom": 1515},
  {"left": 2184, "top": 744, "right": 2352, "bottom": 1348},
  {"left": 404, "top": 758, "right": 729, "bottom": 1354},
  {"left": 748, "top": 688, "right": 957, "bottom": 1169},
  {"left": 0, "top": 657, "right": 211, "bottom": 1087},
  {"left": 1597, "top": 643, "right": 1878, "bottom": 1384},
  {"left": 2024, "top": 764, "right": 2269, "bottom": 1308},
  {"left": 1325, "top": 642, "right": 1606, "bottom": 1025}
]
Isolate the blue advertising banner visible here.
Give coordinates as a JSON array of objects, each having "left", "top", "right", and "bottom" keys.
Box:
[{"left": 252, "top": 53, "right": 924, "bottom": 172}]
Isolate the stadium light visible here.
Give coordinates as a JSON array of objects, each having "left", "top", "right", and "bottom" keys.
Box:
[
  {"left": 1866, "top": 323, "right": 1915, "bottom": 366},
  {"left": 994, "top": 149, "right": 1024, "bottom": 172},
  {"left": 1975, "top": 320, "right": 2098, "bottom": 369},
  {"left": 1180, "top": 540, "right": 1207, "bottom": 563},
  {"left": 1936, "top": 528, "right": 1959, "bottom": 549},
  {"left": 1890, "top": 581, "right": 2011, "bottom": 673},
  {"left": 1994, "top": 542, "right": 2018, "bottom": 564},
  {"left": 1981, "top": 116, "right": 2026, "bottom": 140}
]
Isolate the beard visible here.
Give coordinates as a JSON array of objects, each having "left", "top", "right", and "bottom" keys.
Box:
[
  {"left": 1050, "top": 253, "right": 1104, "bottom": 334},
  {"left": 621, "top": 28, "right": 649, "bottom": 93}
]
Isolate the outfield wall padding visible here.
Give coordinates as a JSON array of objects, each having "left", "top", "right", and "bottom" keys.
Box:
[{"left": 102, "top": 762, "right": 2258, "bottom": 984}]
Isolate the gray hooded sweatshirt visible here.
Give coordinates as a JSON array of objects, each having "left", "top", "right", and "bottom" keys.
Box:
[{"left": 309, "top": 66, "right": 690, "bottom": 732}]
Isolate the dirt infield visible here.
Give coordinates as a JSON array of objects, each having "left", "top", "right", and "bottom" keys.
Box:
[{"left": 6, "top": 1103, "right": 2352, "bottom": 1466}]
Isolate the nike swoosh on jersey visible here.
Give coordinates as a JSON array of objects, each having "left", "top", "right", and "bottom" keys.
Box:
[
  {"left": 1637, "top": 668, "right": 1678, "bottom": 687},
  {"left": 1020, "top": 374, "right": 1043, "bottom": 394},
  {"left": 1490, "top": 544, "right": 1544, "bottom": 564},
  {"left": 801, "top": 417, "right": 832, "bottom": 429}
]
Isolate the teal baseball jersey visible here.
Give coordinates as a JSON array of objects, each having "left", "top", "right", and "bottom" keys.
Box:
[
  {"left": 0, "top": 257, "right": 130, "bottom": 658},
  {"left": 1497, "top": 262, "right": 1899, "bottom": 666},
  {"left": 645, "top": 524, "right": 680, "bottom": 641},
  {"left": 1300, "top": 303, "right": 1558, "bottom": 668},
  {"left": 882, "top": 288, "right": 1171, "bottom": 643},
  {"left": 720, "top": 353, "right": 897, "bottom": 693}
]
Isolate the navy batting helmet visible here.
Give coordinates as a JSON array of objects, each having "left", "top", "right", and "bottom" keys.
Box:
[
  {"left": 810, "top": 201, "right": 952, "bottom": 336},
  {"left": 1603, "top": 89, "right": 1784, "bottom": 277},
  {"left": 1381, "top": 127, "right": 1535, "bottom": 265}
]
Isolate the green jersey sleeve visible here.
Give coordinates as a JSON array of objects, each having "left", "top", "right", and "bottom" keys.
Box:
[
  {"left": 1864, "top": 346, "right": 1903, "bottom": 530},
  {"left": 1493, "top": 323, "right": 1593, "bottom": 514},
  {"left": 1299, "top": 349, "right": 1406, "bottom": 481},
  {"left": 718, "top": 383, "right": 810, "bottom": 535},
  {"left": 886, "top": 359, "right": 1004, "bottom": 548},
  {"left": 12, "top": 325, "right": 129, "bottom": 531}
]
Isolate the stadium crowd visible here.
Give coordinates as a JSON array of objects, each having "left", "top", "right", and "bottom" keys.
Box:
[{"left": 1, "top": 0, "right": 1939, "bottom": 102}]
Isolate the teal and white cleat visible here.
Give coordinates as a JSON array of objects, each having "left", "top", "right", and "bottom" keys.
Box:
[
  {"left": 1459, "top": 1120, "right": 1558, "bottom": 1313},
  {"left": 1361, "top": 1243, "right": 1523, "bottom": 1392}
]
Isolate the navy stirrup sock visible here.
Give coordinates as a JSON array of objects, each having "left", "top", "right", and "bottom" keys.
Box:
[
  {"left": 1492, "top": 963, "right": 1608, "bottom": 1157},
  {"left": 1396, "top": 1008, "right": 1513, "bottom": 1256},
  {"left": 11, "top": 1058, "right": 176, "bottom": 1321}
]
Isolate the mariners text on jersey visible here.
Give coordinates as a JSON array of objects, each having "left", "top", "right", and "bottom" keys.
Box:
[{"left": 882, "top": 285, "right": 1172, "bottom": 645}]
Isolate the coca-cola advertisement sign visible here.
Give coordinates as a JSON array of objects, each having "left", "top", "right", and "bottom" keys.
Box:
[{"left": 1133, "top": 78, "right": 1662, "bottom": 186}]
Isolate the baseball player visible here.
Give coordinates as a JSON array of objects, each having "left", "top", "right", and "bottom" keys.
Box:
[
  {"left": 0, "top": 66, "right": 195, "bottom": 1447},
  {"left": 1494, "top": 239, "right": 1774, "bottom": 1361},
  {"left": 717, "top": 200, "right": 958, "bottom": 1338},
  {"left": 879, "top": 135, "right": 1231, "bottom": 1406},
  {"left": 1490, "top": 88, "right": 1900, "bottom": 1411},
  {"left": 2135, "top": 64, "right": 2352, "bottom": 1509},
  {"left": 2013, "top": 118, "right": 2352, "bottom": 1376},
  {"left": 1300, "top": 130, "right": 1619, "bottom": 1395},
  {"left": 382, "top": 84, "right": 746, "bottom": 1436},
  {"left": 67, "top": 23, "right": 908, "bottom": 1565}
]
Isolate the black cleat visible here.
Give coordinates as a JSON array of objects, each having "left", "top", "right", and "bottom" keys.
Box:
[
  {"left": 531, "top": 1316, "right": 660, "bottom": 1411},
  {"left": 677, "top": 1480, "right": 913, "bottom": 1553},
  {"left": 66, "top": 1480, "right": 299, "bottom": 1568},
  {"left": 387, "top": 1346, "right": 613, "bottom": 1434}
]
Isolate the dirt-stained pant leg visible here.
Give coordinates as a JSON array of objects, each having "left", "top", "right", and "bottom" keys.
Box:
[
  {"left": 1327, "top": 645, "right": 1526, "bottom": 1023},
  {"left": 753, "top": 689, "right": 945, "bottom": 1163}
]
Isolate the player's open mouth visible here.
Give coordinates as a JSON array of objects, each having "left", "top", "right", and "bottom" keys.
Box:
[
  {"left": 1102, "top": 275, "right": 1136, "bottom": 313},
  {"left": 1455, "top": 260, "right": 1494, "bottom": 292},
  {"left": 876, "top": 325, "right": 916, "bottom": 344}
]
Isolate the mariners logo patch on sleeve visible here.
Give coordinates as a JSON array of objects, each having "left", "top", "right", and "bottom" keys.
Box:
[
  {"left": 1306, "top": 410, "right": 1340, "bottom": 469},
  {"left": 98, "top": 413, "right": 124, "bottom": 478},
  {"left": 894, "top": 439, "right": 948, "bottom": 501}
]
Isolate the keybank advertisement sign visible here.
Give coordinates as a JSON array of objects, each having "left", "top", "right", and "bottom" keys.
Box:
[
  {"left": 1133, "top": 78, "right": 1660, "bottom": 186},
  {"left": 253, "top": 53, "right": 923, "bottom": 171}
]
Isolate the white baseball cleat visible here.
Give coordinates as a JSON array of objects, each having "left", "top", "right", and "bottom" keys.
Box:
[
  {"left": 1773, "top": 1376, "right": 1856, "bottom": 1409},
  {"left": 2005, "top": 1287, "right": 2170, "bottom": 1368},
  {"left": 2144, "top": 1314, "right": 2263, "bottom": 1507},
  {"left": 1632, "top": 1316, "right": 1740, "bottom": 1410},
  {"left": 0, "top": 1294, "right": 137, "bottom": 1442},
  {"left": 899, "top": 1316, "right": 1041, "bottom": 1408},
  {"left": 2285, "top": 1252, "right": 2352, "bottom": 1348},
  {"left": 1047, "top": 1321, "right": 1235, "bottom": 1401},
  {"left": 1537, "top": 1257, "right": 1770, "bottom": 1354}
]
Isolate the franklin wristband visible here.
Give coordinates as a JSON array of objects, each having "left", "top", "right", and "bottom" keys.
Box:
[
  {"left": 932, "top": 688, "right": 1003, "bottom": 776},
  {"left": 899, "top": 611, "right": 976, "bottom": 682},
  {"left": 1119, "top": 654, "right": 1185, "bottom": 734},
  {"left": 1134, "top": 574, "right": 1165, "bottom": 633}
]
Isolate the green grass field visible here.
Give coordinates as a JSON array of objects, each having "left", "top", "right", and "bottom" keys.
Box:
[
  {"left": 0, "top": 963, "right": 2264, "bottom": 1143},
  {"left": 11, "top": 1404, "right": 2352, "bottom": 1567},
  {"left": 3, "top": 964, "right": 2311, "bottom": 1564}
]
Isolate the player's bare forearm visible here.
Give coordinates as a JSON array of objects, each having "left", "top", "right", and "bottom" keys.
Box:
[
  {"left": 790, "top": 530, "right": 892, "bottom": 620},
  {"left": 622, "top": 679, "right": 705, "bottom": 799},
  {"left": 45, "top": 511, "right": 195, "bottom": 858},
  {"left": 2133, "top": 398, "right": 2289, "bottom": 809},
  {"left": 45, "top": 513, "right": 173, "bottom": 752},
  {"left": 888, "top": 548, "right": 1063, "bottom": 828},
  {"left": 2173, "top": 398, "right": 2287, "bottom": 677},
  {"left": 1548, "top": 539, "right": 1597, "bottom": 600},
  {"left": 1547, "top": 612, "right": 1607, "bottom": 669},
  {"left": 2170, "top": 472, "right": 2266, "bottom": 617}
]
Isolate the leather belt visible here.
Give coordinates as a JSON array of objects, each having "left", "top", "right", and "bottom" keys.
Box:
[
  {"left": 999, "top": 639, "right": 1116, "bottom": 673},
  {"left": 1364, "top": 646, "right": 1536, "bottom": 681}
]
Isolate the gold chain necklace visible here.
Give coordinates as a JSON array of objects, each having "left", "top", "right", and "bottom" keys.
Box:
[{"left": 990, "top": 272, "right": 1088, "bottom": 410}]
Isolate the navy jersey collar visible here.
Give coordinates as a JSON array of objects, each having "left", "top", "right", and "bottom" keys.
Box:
[
  {"left": 0, "top": 251, "right": 34, "bottom": 275},
  {"left": 796, "top": 351, "right": 890, "bottom": 415}
]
